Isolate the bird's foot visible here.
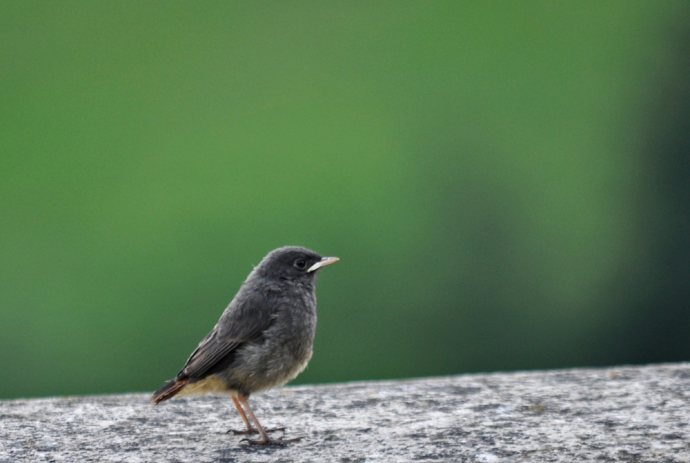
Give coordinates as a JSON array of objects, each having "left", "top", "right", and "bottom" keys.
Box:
[
  {"left": 227, "top": 427, "right": 286, "bottom": 435},
  {"left": 241, "top": 436, "right": 302, "bottom": 446}
]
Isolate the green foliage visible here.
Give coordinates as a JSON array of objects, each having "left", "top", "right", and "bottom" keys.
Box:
[{"left": 1, "top": 1, "right": 688, "bottom": 398}]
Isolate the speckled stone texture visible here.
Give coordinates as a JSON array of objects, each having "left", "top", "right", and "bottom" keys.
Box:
[{"left": 1, "top": 363, "right": 689, "bottom": 462}]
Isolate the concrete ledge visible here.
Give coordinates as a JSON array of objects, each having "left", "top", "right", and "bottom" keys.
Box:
[{"left": 1, "top": 363, "right": 689, "bottom": 462}]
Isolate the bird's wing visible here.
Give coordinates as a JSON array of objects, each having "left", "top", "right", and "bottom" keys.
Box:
[{"left": 178, "top": 288, "right": 277, "bottom": 379}]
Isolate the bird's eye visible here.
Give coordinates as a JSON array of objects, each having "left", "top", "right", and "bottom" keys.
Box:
[{"left": 294, "top": 259, "right": 307, "bottom": 270}]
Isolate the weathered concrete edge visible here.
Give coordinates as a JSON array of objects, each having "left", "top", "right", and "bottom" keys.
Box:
[{"left": 1, "top": 362, "right": 689, "bottom": 463}]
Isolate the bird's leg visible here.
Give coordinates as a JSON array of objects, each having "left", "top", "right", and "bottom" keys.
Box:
[
  {"left": 227, "top": 395, "right": 286, "bottom": 436},
  {"left": 227, "top": 396, "right": 257, "bottom": 435},
  {"left": 237, "top": 395, "right": 300, "bottom": 445}
]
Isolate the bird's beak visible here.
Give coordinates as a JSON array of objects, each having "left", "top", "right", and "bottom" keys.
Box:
[{"left": 307, "top": 256, "right": 339, "bottom": 273}]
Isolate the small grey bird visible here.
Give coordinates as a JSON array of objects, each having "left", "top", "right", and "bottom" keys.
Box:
[{"left": 151, "top": 246, "right": 338, "bottom": 445}]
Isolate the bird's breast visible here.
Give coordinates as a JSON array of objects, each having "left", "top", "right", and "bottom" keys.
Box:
[{"left": 219, "top": 288, "right": 318, "bottom": 394}]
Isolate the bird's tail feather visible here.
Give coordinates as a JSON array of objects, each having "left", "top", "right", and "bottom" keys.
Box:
[{"left": 151, "top": 377, "right": 189, "bottom": 404}]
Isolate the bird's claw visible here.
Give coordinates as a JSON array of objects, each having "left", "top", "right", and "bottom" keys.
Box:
[
  {"left": 240, "top": 436, "right": 302, "bottom": 446},
  {"left": 227, "top": 427, "right": 286, "bottom": 435},
  {"left": 228, "top": 428, "right": 258, "bottom": 435}
]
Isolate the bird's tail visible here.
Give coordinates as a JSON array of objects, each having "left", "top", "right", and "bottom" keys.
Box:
[{"left": 151, "top": 377, "right": 190, "bottom": 404}]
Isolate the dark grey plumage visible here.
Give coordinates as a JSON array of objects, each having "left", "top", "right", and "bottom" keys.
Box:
[{"left": 151, "top": 246, "right": 338, "bottom": 444}]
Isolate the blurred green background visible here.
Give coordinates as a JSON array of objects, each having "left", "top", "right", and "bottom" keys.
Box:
[{"left": 2, "top": 1, "right": 690, "bottom": 399}]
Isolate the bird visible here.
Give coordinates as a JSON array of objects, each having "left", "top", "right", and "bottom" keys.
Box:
[{"left": 151, "top": 246, "right": 339, "bottom": 445}]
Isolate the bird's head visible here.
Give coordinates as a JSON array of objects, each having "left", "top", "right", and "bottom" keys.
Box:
[{"left": 256, "top": 246, "right": 339, "bottom": 282}]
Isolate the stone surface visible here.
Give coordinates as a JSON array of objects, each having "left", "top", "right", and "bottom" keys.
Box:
[{"left": 1, "top": 363, "right": 689, "bottom": 462}]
